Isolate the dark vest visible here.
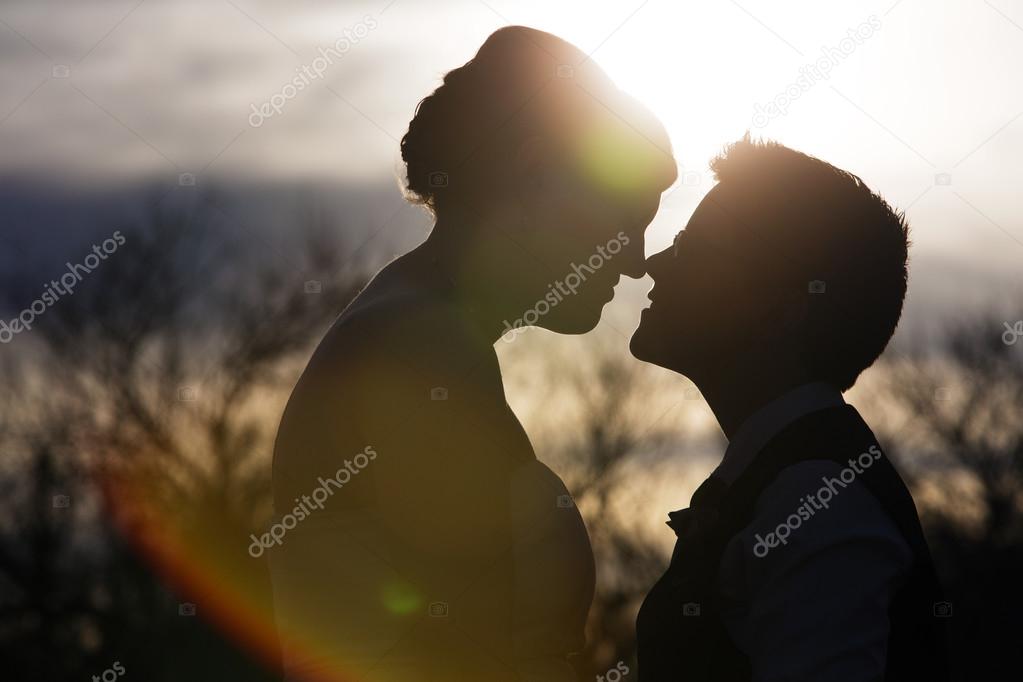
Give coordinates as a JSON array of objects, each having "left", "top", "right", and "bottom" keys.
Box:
[{"left": 636, "top": 405, "right": 948, "bottom": 681}]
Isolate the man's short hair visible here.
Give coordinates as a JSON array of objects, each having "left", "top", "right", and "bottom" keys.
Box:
[{"left": 710, "top": 135, "right": 909, "bottom": 391}]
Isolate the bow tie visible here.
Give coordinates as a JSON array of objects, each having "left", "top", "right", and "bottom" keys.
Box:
[{"left": 666, "top": 475, "right": 728, "bottom": 542}]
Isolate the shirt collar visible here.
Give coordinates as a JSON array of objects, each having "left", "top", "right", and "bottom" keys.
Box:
[{"left": 711, "top": 382, "right": 846, "bottom": 485}]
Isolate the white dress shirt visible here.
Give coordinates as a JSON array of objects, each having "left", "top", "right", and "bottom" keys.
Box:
[{"left": 711, "top": 383, "right": 914, "bottom": 682}]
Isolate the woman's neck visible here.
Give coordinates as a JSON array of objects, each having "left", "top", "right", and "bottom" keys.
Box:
[{"left": 408, "top": 221, "right": 519, "bottom": 345}]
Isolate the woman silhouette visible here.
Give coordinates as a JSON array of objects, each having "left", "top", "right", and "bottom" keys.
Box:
[{"left": 269, "top": 26, "right": 676, "bottom": 682}]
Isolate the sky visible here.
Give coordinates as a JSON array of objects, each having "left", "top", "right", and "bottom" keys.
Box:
[
  {"left": 2, "top": 0, "right": 1017, "bottom": 651},
  {"left": 1, "top": 0, "right": 1019, "bottom": 614},
  {"left": 1, "top": 0, "right": 1022, "bottom": 300}
]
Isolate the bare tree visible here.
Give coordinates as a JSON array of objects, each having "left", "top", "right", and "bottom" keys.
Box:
[
  {"left": 865, "top": 314, "right": 1023, "bottom": 680},
  {"left": 0, "top": 190, "right": 364, "bottom": 681},
  {"left": 502, "top": 331, "right": 718, "bottom": 675}
]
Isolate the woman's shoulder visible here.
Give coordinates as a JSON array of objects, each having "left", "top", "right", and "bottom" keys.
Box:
[{"left": 300, "top": 262, "right": 498, "bottom": 398}]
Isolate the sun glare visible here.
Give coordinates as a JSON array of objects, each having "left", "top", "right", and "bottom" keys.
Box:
[{"left": 522, "top": 2, "right": 808, "bottom": 252}]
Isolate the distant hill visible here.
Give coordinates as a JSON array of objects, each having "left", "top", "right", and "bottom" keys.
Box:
[
  {"left": 0, "top": 175, "right": 432, "bottom": 317},
  {"left": 0, "top": 174, "right": 1016, "bottom": 343}
]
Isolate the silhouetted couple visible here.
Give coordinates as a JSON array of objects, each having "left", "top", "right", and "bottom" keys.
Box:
[{"left": 269, "top": 26, "right": 947, "bottom": 682}]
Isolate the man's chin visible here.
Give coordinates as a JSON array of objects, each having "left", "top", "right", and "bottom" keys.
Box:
[
  {"left": 537, "top": 311, "right": 602, "bottom": 336},
  {"left": 537, "top": 296, "right": 615, "bottom": 336},
  {"left": 545, "top": 319, "right": 600, "bottom": 336}
]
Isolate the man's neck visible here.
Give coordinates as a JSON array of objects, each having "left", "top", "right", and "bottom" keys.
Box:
[{"left": 694, "top": 359, "right": 815, "bottom": 441}]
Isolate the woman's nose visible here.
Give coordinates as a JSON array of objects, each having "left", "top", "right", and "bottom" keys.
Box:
[{"left": 644, "top": 245, "right": 674, "bottom": 281}]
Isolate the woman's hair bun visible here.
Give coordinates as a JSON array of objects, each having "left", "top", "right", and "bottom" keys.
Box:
[{"left": 400, "top": 26, "right": 676, "bottom": 214}]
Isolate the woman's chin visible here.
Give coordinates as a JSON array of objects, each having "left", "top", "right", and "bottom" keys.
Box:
[{"left": 629, "top": 320, "right": 657, "bottom": 362}]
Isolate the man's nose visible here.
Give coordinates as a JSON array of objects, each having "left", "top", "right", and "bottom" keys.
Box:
[{"left": 619, "top": 237, "right": 648, "bottom": 280}]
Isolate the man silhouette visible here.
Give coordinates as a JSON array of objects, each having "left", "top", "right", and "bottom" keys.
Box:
[{"left": 631, "top": 137, "right": 947, "bottom": 681}]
